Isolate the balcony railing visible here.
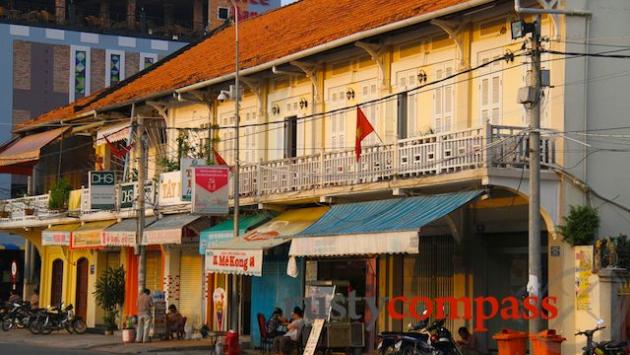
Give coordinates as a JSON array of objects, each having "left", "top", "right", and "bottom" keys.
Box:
[
  {"left": 236, "top": 124, "right": 555, "bottom": 198},
  {"left": 0, "top": 124, "right": 555, "bottom": 224}
]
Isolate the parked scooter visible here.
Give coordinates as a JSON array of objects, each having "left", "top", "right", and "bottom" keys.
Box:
[
  {"left": 425, "top": 318, "right": 462, "bottom": 355},
  {"left": 30, "top": 304, "right": 87, "bottom": 335},
  {"left": 576, "top": 320, "right": 629, "bottom": 355},
  {"left": 1, "top": 301, "right": 37, "bottom": 332}
]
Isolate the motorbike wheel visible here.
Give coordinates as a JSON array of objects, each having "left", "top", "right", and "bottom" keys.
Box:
[
  {"left": 1, "top": 318, "right": 12, "bottom": 332},
  {"left": 39, "top": 322, "right": 53, "bottom": 335},
  {"left": 65, "top": 322, "right": 75, "bottom": 334},
  {"left": 72, "top": 318, "right": 87, "bottom": 334},
  {"left": 401, "top": 345, "right": 423, "bottom": 355},
  {"left": 28, "top": 319, "right": 41, "bottom": 335}
]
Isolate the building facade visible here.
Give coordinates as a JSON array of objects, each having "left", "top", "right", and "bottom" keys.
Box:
[{"left": 0, "top": 0, "right": 629, "bottom": 353}]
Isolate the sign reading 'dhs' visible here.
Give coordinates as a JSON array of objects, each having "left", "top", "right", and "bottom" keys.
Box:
[
  {"left": 89, "top": 171, "right": 116, "bottom": 210},
  {"left": 192, "top": 166, "right": 230, "bottom": 215}
]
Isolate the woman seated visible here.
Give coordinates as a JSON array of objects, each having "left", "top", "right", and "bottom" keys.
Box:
[
  {"left": 272, "top": 307, "right": 304, "bottom": 355},
  {"left": 166, "top": 304, "right": 185, "bottom": 339}
]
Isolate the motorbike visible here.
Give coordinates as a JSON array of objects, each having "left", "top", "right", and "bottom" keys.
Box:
[
  {"left": 377, "top": 309, "right": 462, "bottom": 355},
  {"left": 576, "top": 320, "right": 629, "bottom": 355},
  {"left": 1, "top": 301, "right": 38, "bottom": 332},
  {"left": 30, "top": 304, "right": 87, "bottom": 335}
]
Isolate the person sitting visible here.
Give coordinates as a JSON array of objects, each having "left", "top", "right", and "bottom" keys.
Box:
[
  {"left": 456, "top": 327, "right": 480, "bottom": 355},
  {"left": 267, "top": 307, "right": 287, "bottom": 338},
  {"left": 8, "top": 290, "right": 21, "bottom": 304},
  {"left": 30, "top": 289, "right": 39, "bottom": 309},
  {"left": 272, "top": 307, "right": 304, "bottom": 355},
  {"left": 166, "top": 304, "right": 185, "bottom": 340}
]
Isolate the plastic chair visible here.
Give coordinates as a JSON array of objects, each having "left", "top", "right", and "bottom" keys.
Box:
[{"left": 257, "top": 313, "right": 273, "bottom": 354}]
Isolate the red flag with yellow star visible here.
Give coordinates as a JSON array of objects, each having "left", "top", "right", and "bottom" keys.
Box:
[
  {"left": 213, "top": 147, "right": 228, "bottom": 165},
  {"left": 355, "top": 107, "right": 375, "bottom": 161}
]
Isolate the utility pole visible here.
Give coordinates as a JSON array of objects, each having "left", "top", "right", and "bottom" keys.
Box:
[
  {"left": 136, "top": 114, "right": 147, "bottom": 296},
  {"left": 229, "top": 0, "right": 241, "bottom": 332},
  {"left": 527, "top": 16, "right": 543, "bottom": 334}
]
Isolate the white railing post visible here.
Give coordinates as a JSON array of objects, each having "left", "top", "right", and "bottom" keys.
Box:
[
  {"left": 319, "top": 151, "right": 325, "bottom": 189},
  {"left": 484, "top": 120, "right": 493, "bottom": 168},
  {"left": 393, "top": 141, "right": 400, "bottom": 180}
]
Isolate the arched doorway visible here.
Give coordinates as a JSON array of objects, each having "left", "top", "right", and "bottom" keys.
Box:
[
  {"left": 50, "top": 259, "right": 64, "bottom": 307},
  {"left": 75, "top": 258, "right": 89, "bottom": 320}
]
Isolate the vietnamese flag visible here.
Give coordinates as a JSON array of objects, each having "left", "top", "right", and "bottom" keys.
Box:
[
  {"left": 212, "top": 147, "right": 228, "bottom": 165},
  {"left": 355, "top": 107, "right": 375, "bottom": 161}
]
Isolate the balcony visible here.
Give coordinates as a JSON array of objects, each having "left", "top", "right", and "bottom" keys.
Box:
[
  {"left": 0, "top": 124, "right": 556, "bottom": 227},
  {"left": 238, "top": 124, "right": 555, "bottom": 198}
]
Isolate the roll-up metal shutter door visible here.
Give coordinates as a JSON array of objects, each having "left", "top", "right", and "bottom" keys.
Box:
[
  {"left": 179, "top": 253, "right": 203, "bottom": 326},
  {"left": 145, "top": 251, "right": 162, "bottom": 293}
]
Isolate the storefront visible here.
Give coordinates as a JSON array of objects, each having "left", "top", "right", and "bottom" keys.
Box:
[
  {"left": 102, "top": 218, "right": 156, "bottom": 318},
  {"left": 206, "top": 207, "right": 328, "bottom": 343},
  {"left": 71, "top": 220, "right": 116, "bottom": 326},
  {"left": 143, "top": 214, "right": 212, "bottom": 328},
  {"left": 290, "top": 191, "right": 483, "bottom": 350},
  {"left": 199, "top": 213, "right": 274, "bottom": 331},
  {"left": 40, "top": 224, "right": 80, "bottom": 311}
]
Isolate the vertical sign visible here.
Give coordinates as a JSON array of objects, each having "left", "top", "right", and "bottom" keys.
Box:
[
  {"left": 191, "top": 166, "right": 230, "bottom": 215},
  {"left": 89, "top": 171, "right": 116, "bottom": 210},
  {"left": 158, "top": 171, "right": 183, "bottom": 206},
  {"left": 303, "top": 319, "right": 325, "bottom": 355},
  {"left": 575, "top": 245, "right": 593, "bottom": 311},
  {"left": 181, "top": 158, "right": 204, "bottom": 201}
]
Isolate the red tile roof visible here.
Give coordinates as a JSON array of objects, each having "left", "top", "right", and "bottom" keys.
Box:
[{"left": 17, "top": 0, "right": 477, "bottom": 132}]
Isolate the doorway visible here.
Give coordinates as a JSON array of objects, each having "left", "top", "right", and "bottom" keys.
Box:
[
  {"left": 50, "top": 259, "right": 64, "bottom": 307},
  {"left": 284, "top": 115, "right": 297, "bottom": 158},
  {"left": 75, "top": 258, "right": 89, "bottom": 320}
]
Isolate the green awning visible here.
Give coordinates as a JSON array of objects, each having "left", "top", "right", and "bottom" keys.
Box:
[{"left": 199, "top": 213, "right": 274, "bottom": 254}]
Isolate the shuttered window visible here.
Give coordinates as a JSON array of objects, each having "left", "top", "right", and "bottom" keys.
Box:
[
  {"left": 479, "top": 54, "right": 502, "bottom": 124},
  {"left": 434, "top": 65, "right": 455, "bottom": 133},
  {"left": 179, "top": 253, "right": 203, "bottom": 327}
]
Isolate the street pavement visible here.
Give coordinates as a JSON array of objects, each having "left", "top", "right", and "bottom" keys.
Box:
[{"left": 0, "top": 329, "right": 219, "bottom": 354}]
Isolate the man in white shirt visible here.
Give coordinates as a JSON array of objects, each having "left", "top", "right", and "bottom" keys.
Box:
[{"left": 272, "top": 307, "right": 304, "bottom": 355}]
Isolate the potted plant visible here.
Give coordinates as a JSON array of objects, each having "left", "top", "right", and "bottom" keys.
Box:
[
  {"left": 93, "top": 266, "right": 125, "bottom": 335},
  {"left": 0, "top": 201, "right": 10, "bottom": 218},
  {"left": 48, "top": 178, "right": 72, "bottom": 211},
  {"left": 122, "top": 316, "right": 137, "bottom": 343},
  {"left": 23, "top": 195, "right": 35, "bottom": 216},
  {"left": 558, "top": 205, "right": 600, "bottom": 246}
]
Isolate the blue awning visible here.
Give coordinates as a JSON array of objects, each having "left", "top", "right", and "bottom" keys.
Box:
[{"left": 290, "top": 190, "right": 482, "bottom": 257}]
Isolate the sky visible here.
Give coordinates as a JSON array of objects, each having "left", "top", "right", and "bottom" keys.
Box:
[{"left": 281, "top": 0, "right": 297, "bottom": 4}]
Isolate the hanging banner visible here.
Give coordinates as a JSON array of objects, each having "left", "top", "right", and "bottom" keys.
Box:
[
  {"left": 119, "top": 181, "right": 155, "bottom": 209},
  {"left": 192, "top": 166, "right": 230, "bottom": 215},
  {"left": 158, "top": 171, "right": 183, "bottom": 206},
  {"left": 205, "top": 249, "right": 263, "bottom": 276},
  {"left": 181, "top": 158, "right": 205, "bottom": 201},
  {"left": 42, "top": 230, "right": 72, "bottom": 246},
  {"left": 89, "top": 171, "right": 116, "bottom": 210}
]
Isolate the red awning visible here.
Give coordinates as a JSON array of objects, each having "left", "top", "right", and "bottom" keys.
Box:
[{"left": 0, "top": 127, "right": 69, "bottom": 175}]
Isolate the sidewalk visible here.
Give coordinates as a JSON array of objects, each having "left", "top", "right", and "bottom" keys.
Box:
[{"left": 0, "top": 329, "right": 233, "bottom": 353}]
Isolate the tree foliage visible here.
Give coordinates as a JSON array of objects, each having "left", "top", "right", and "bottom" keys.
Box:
[{"left": 558, "top": 205, "right": 600, "bottom": 246}]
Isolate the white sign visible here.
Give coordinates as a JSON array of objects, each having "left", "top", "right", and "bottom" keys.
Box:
[
  {"left": 205, "top": 249, "right": 263, "bottom": 276},
  {"left": 42, "top": 230, "right": 71, "bottom": 246},
  {"left": 192, "top": 166, "right": 230, "bottom": 215},
  {"left": 119, "top": 181, "right": 155, "bottom": 209},
  {"left": 89, "top": 171, "right": 116, "bottom": 209},
  {"left": 303, "top": 319, "right": 325, "bottom": 355},
  {"left": 158, "top": 171, "right": 183, "bottom": 206},
  {"left": 101, "top": 231, "right": 136, "bottom": 247},
  {"left": 181, "top": 158, "right": 204, "bottom": 201}
]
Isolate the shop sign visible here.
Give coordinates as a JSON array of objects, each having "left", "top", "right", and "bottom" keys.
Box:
[
  {"left": 101, "top": 231, "right": 136, "bottom": 247},
  {"left": 119, "top": 181, "right": 155, "bottom": 209},
  {"left": 42, "top": 231, "right": 71, "bottom": 246},
  {"left": 181, "top": 158, "right": 204, "bottom": 201},
  {"left": 191, "top": 166, "right": 229, "bottom": 215},
  {"left": 89, "top": 171, "right": 116, "bottom": 210},
  {"left": 71, "top": 231, "right": 102, "bottom": 249},
  {"left": 575, "top": 245, "right": 594, "bottom": 311},
  {"left": 303, "top": 319, "right": 325, "bottom": 355},
  {"left": 159, "top": 171, "right": 183, "bottom": 206},
  {"left": 143, "top": 230, "right": 180, "bottom": 245},
  {"left": 205, "top": 249, "right": 262, "bottom": 276}
]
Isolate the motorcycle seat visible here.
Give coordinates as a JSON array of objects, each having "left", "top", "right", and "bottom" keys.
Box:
[{"left": 602, "top": 340, "right": 627, "bottom": 349}]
